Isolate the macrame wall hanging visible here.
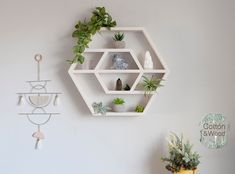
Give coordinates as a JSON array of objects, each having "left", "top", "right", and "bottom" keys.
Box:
[{"left": 17, "top": 54, "right": 61, "bottom": 149}]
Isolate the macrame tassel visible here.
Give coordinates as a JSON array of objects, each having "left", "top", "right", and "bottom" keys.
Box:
[
  {"left": 53, "top": 94, "right": 60, "bottom": 106},
  {"left": 32, "top": 127, "right": 45, "bottom": 150},
  {"left": 35, "top": 138, "right": 42, "bottom": 150},
  {"left": 18, "top": 95, "right": 24, "bottom": 105}
]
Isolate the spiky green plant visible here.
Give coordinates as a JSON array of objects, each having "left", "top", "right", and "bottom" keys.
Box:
[
  {"left": 69, "top": 7, "right": 116, "bottom": 64},
  {"left": 161, "top": 133, "right": 200, "bottom": 173},
  {"left": 113, "top": 32, "right": 124, "bottom": 41},
  {"left": 142, "top": 75, "right": 163, "bottom": 97},
  {"left": 135, "top": 105, "right": 144, "bottom": 112},
  {"left": 112, "top": 98, "right": 125, "bottom": 105}
]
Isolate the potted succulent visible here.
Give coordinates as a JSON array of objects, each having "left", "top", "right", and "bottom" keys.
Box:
[
  {"left": 142, "top": 75, "right": 163, "bottom": 97},
  {"left": 162, "top": 133, "right": 200, "bottom": 174},
  {"left": 112, "top": 98, "right": 125, "bottom": 112},
  {"left": 113, "top": 32, "right": 125, "bottom": 48},
  {"left": 135, "top": 105, "right": 144, "bottom": 112},
  {"left": 92, "top": 102, "right": 110, "bottom": 115}
]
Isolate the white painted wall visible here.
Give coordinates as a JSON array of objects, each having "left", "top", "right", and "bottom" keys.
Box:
[{"left": 0, "top": 0, "right": 234, "bottom": 173}]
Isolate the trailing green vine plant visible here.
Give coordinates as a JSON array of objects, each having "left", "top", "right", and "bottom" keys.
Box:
[{"left": 68, "top": 7, "right": 117, "bottom": 64}]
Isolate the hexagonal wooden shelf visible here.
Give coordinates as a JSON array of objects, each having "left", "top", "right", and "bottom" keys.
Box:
[{"left": 68, "top": 27, "right": 169, "bottom": 116}]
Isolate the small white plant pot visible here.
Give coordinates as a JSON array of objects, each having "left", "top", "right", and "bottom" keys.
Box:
[
  {"left": 112, "top": 104, "right": 125, "bottom": 112},
  {"left": 114, "top": 41, "right": 126, "bottom": 48}
]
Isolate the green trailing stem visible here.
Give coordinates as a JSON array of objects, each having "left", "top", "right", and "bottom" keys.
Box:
[{"left": 69, "top": 7, "right": 117, "bottom": 64}]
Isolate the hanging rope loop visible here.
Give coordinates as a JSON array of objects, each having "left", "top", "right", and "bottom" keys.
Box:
[
  {"left": 34, "top": 54, "right": 42, "bottom": 62},
  {"left": 34, "top": 54, "right": 42, "bottom": 81}
]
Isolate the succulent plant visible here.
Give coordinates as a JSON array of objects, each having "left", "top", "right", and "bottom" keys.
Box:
[
  {"left": 113, "top": 32, "right": 125, "bottom": 41},
  {"left": 92, "top": 102, "right": 110, "bottom": 115},
  {"left": 161, "top": 133, "right": 200, "bottom": 173},
  {"left": 135, "top": 105, "right": 144, "bottom": 112},
  {"left": 112, "top": 98, "right": 125, "bottom": 105}
]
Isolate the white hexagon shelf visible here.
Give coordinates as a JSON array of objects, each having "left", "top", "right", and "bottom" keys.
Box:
[{"left": 68, "top": 27, "right": 169, "bottom": 116}]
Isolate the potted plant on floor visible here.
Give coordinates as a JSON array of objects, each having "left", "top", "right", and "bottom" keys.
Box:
[
  {"left": 162, "top": 133, "right": 200, "bottom": 174},
  {"left": 113, "top": 32, "right": 125, "bottom": 48},
  {"left": 112, "top": 98, "right": 125, "bottom": 112}
]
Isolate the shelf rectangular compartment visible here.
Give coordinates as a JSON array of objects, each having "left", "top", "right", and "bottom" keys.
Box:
[
  {"left": 96, "top": 50, "right": 141, "bottom": 70},
  {"left": 96, "top": 73, "right": 140, "bottom": 93},
  {"left": 69, "top": 73, "right": 152, "bottom": 116},
  {"left": 91, "top": 94, "right": 153, "bottom": 116}
]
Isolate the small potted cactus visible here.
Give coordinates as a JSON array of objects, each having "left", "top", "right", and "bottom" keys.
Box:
[
  {"left": 112, "top": 98, "right": 125, "bottom": 112},
  {"left": 113, "top": 32, "right": 125, "bottom": 48}
]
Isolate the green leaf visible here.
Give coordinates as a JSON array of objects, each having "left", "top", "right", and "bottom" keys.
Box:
[
  {"left": 67, "top": 59, "right": 73, "bottom": 64},
  {"left": 70, "top": 6, "right": 117, "bottom": 64},
  {"left": 72, "top": 30, "right": 80, "bottom": 37},
  {"left": 77, "top": 55, "right": 85, "bottom": 64}
]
